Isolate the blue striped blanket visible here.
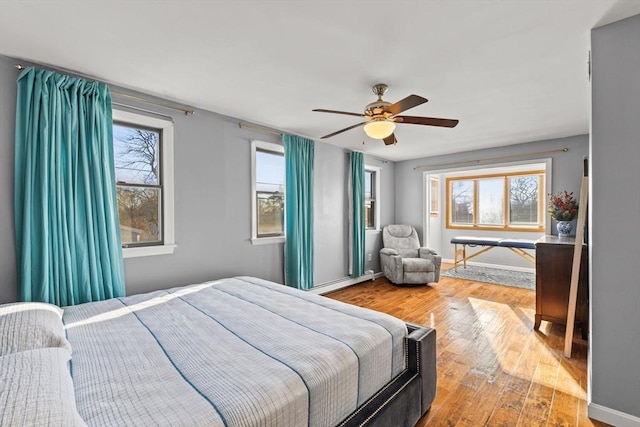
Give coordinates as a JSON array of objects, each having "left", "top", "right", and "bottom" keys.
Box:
[{"left": 63, "top": 276, "right": 407, "bottom": 427}]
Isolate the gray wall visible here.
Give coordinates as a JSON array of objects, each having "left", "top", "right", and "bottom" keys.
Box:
[
  {"left": 0, "top": 56, "right": 17, "bottom": 303},
  {"left": 365, "top": 157, "right": 396, "bottom": 274},
  {"left": 0, "top": 54, "right": 394, "bottom": 303},
  {"left": 313, "top": 151, "right": 395, "bottom": 282},
  {"left": 119, "top": 112, "right": 289, "bottom": 297},
  {"left": 394, "top": 135, "right": 589, "bottom": 266},
  {"left": 590, "top": 14, "right": 640, "bottom": 419},
  {"left": 313, "top": 142, "right": 348, "bottom": 285}
]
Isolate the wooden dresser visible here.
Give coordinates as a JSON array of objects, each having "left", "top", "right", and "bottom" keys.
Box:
[{"left": 534, "top": 236, "right": 589, "bottom": 339}]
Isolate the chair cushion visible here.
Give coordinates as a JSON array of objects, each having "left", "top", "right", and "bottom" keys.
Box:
[
  {"left": 402, "top": 257, "right": 435, "bottom": 273},
  {"left": 386, "top": 225, "right": 414, "bottom": 238},
  {"left": 383, "top": 225, "right": 420, "bottom": 252},
  {"left": 398, "top": 249, "right": 419, "bottom": 258}
]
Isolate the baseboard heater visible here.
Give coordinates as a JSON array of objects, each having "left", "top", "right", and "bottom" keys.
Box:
[{"left": 311, "top": 271, "right": 381, "bottom": 295}]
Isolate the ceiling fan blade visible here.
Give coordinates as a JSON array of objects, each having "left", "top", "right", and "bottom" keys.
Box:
[
  {"left": 386, "top": 95, "right": 428, "bottom": 116},
  {"left": 312, "top": 108, "right": 366, "bottom": 118},
  {"left": 394, "top": 115, "right": 459, "bottom": 128},
  {"left": 383, "top": 133, "right": 398, "bottom": 146},
  {"left": 320, "top": 121, "right": 368, "bottom": 139}
]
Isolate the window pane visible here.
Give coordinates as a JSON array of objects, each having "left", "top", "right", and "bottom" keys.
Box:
[
  {"left": 364, "top": 171, "right": 373, "bottom": 200},
  {"left": 451, "top": 180, "right": 474, "bottom": 224},
  {"left": 365, "top": 200, "right": 375, "bottom": 229},
  {"left": 478, "top": 178, "right": 504, "bottom": 225},
  {"left": 257, "top": 192, "right": 284, "bottom": 237},
  {"left": 256, "top": 150, "right": 284, "bottom": 194},
  {"left": 113, "top": 124, "right": 160, "bottom": 185},
  {"left": 510, "top": 175, "right": 539, "bottom": 224},
  {"left": 430, "top": 177, "right": 439, "bottom": 214},
  {"left": 117, "top": 186, "right": 161, "bottom": 245},
  {"left": 256, "top": 148, "right": 284, "bottom": 237}
]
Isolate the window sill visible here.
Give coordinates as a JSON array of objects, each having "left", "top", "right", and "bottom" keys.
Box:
[
  {"left": 123, "top": 244, "right": 177, "bottom": 258},
  {"left": 251, "top": 236, "right": 285, "bottom": 246},
  {"left": 366, "top": 229, "right": 381, "bottom": 234}
]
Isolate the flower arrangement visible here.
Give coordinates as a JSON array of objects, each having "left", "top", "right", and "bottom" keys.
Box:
[{"left": 547, "top": 191, "right": 579, "bottom": 221}]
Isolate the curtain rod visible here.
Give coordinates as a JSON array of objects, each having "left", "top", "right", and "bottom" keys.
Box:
[
  {"left": 413, "top": 147, "right": 569, "bottom": 171},
  {"left": 112, "top": 102, "right": 174, "bottom": 122},
  {"left": 239, "top": 121, "right": 282, "bottom": 136},
  {"left": 240, "top": 122, "right": 389, "bottom": 163},
  {"left": 15, "top": 64, "right": 195, "bottom": 116}
]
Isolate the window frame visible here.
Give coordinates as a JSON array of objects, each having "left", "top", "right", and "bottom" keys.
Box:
[
  {"left": 251, "top": 140, "right": 285, "bottom": 245},
  {"left": 364, "top": 165, "right": 381, "bottom": 232},
  {"left": 112, "top": 109, "right": 175, "bottom": 258},
  {"left": 445, "top": 169, "right": 545, "bottom": 232}
]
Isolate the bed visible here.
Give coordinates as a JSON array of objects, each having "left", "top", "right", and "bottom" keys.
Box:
[
  {"left": 0, "top": 276, "right": 436, "bottom": 427},
  {"left": 451, "top": 236, "right": 536, "bottom": 271}
]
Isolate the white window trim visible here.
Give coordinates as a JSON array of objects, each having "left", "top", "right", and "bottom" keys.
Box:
[
  {"left": 112, "top": 109, "right": 176, "bottom": 258},
  {"left": 365, "top": 164, "right": 381, "bottom": 232},
  {"left": 251, "top": 140, "right": 285, "bottom": 245}
]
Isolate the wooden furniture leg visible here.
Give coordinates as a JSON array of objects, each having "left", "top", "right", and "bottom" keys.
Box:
[{"left": 534, "top": 314, "right": 542, "bottom": 331}]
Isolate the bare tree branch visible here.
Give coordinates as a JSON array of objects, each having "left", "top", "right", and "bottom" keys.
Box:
[{"left": 115, "top": 129, "right": 159, "bottom": 184}]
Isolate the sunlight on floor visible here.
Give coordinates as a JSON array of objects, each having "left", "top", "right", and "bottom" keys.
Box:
[{"left": 467, "top": 296, "right": 584, "bottom": 399}]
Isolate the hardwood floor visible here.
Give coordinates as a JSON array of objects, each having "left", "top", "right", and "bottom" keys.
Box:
[{"left": 325, "top": 265, "right": 607, "bottom": 427}]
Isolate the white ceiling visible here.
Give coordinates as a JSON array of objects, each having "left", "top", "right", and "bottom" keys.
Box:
[{"left": 1, "top": 1, "right": 638, "bottom": 161}]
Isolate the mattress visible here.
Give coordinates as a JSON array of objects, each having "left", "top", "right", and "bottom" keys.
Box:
[{"left": 62, "top": 276, "right": 408, "bottom": 427}]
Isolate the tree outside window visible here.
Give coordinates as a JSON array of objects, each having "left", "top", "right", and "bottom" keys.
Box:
[
  {"left": 254, "top": 146, "right": 285, "bottom": 239},
  {"left": 509, "top": 176, "right": 539, "bottom": 224},
  {"left": 113, "top": 124, "right": 162, "bottom": 246}
]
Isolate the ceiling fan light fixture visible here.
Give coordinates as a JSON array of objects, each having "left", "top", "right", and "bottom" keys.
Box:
[{"left": 364, "top": 120, "right": 396, "bottom": 139}]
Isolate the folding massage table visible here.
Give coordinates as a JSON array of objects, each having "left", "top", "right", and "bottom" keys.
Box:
[{"left": 451, "top": 236, "right": 536, "bottom": 271}]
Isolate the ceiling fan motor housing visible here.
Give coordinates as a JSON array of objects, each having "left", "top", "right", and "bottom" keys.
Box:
[
  {"left": 367, "top": 83, "right": 393, "bottom": 117},
  {"left": 365, "top": 100, "right": 392, "bottom": 118}
]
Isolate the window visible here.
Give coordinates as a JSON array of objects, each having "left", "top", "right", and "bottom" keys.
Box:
[
  {"left": 112, "top": 110, "right": 175, "bottom": 257},
  {"left": 446, "top": 170, "right": 544, "bottom": 231},
  {"left": 251, "top": 140, "right": 285, "bottom": 244},
  {"left": 365, "top": 165, "right": 381, "bottom": 230},
  {"left": 429, "top": 177, "right": 439, "bottom": 216}
]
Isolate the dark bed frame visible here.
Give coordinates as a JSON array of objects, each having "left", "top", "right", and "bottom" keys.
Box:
[{"left": 338, "top": 323, "right": 437, "bottom": 427}]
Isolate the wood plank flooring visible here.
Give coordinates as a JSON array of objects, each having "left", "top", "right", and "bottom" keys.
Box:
[{"left": 325, "top": 265, "right": 607, "bottom": 427}]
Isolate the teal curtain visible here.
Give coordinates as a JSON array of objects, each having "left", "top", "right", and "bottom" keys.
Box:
[
  {"left": 350, "top": 152, "right": 365, "bottom": 277},
  {"left": 14, "top": 67, "right": 125, "bottom": 306},
  {"left": 283, "top": 134, "right": 314, "bottom": 290}
]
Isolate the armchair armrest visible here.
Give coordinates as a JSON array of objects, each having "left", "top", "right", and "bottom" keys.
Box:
[
  {"left": 380, "top": 248, "right": 403, "bottom": 284},
  {"left": 418, "top": 248, "right": 441, "bottom": 281},
  {"left": 419, "top": 247, "right": 437, "bottom": 257},
  {"left": 380, "top": 248, "right": 399, "bottom": 256}
]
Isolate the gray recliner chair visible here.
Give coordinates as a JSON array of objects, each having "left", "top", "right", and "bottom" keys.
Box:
[{"left": 380, "top": 224, "right": 441, "bottom": 285}]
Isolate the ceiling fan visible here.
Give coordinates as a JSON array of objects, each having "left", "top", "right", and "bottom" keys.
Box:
[{"left": 313, "top": 83, "right": 459, "bottom": 145}]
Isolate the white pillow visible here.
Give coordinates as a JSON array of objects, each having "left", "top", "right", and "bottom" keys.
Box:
[
  {"left": 0, "top": 347, "right": 87, "bottom": 426},
  {"left": 0, "top": 302, "right": 71, "bottom": 356}
]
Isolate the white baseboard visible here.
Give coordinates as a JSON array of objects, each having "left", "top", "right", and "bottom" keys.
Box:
[
  {"left": 588, "top": 403, "right": 640, "bottom": 427},
  {"left": 310, "top": 272, "right": 383, "bottom": 295},
  {"left": 442, "top": 258, "right": 535, "bottom": 274}
]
